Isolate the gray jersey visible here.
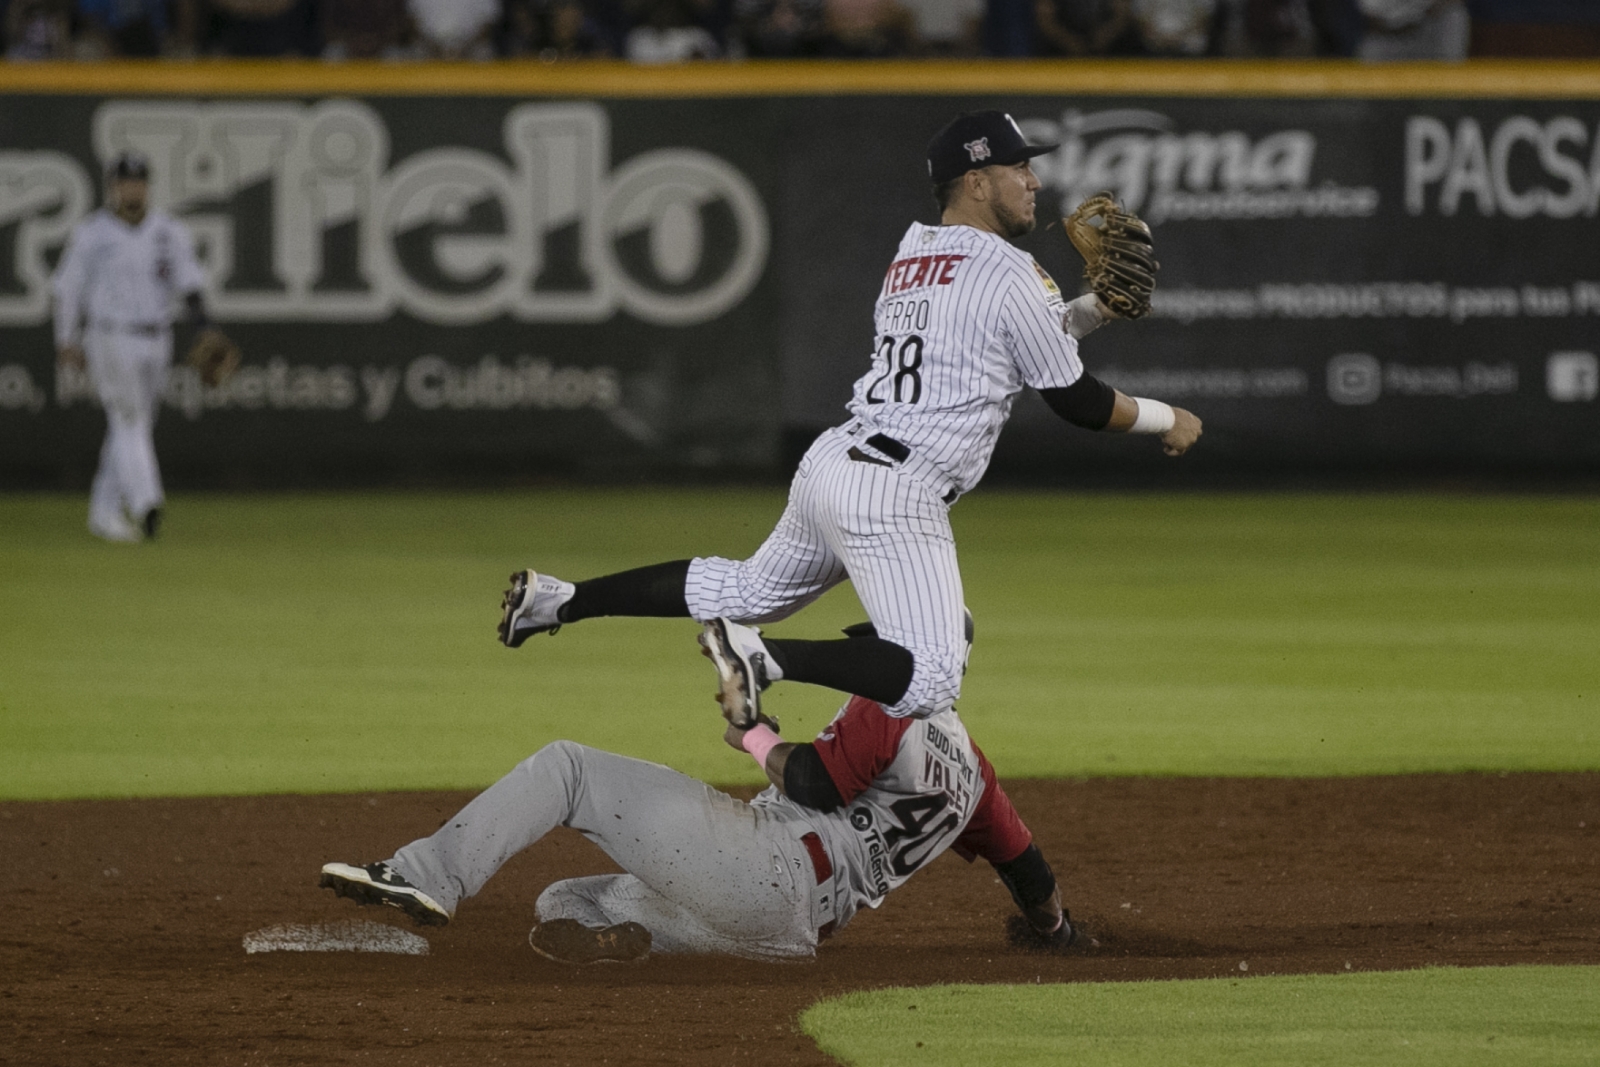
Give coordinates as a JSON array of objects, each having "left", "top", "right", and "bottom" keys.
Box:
[{"left": 754, "top": 695, "right": 1030, "bottom": 935}]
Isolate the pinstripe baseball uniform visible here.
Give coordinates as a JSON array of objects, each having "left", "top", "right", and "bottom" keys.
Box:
[
  {"left": 53, "top": 207, "right": 206, "bottom": 538},
  {"left": 686, "top": 221, "right": 1084, "bottom": 718},
  {"left": 377, "top": 696, "right": 1034, "bottom": 959}
]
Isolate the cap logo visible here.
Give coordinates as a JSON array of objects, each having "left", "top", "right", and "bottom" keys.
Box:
[{"left": 963, "top": 137, "right": 991, "bottom": 163}]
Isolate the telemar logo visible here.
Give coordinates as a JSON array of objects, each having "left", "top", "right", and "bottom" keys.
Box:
[
  {"left": 963, "top": 137, "right": 991, "bottom": 163},
  {"left": 0, "top": 100, "right": 768, "bottom": 328},
  {"left": 1013, "top": 109, "right": 1378, "bottom": 225}
]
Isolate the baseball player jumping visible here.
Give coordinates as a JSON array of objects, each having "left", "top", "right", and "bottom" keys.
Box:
[
  {"left": 52, "top": 152, "right": 236, "bottom": 542},
  {"left": 321, "top": 618, "right": 1072, "bottom": 962},
  {"left": 500, "top": 110, "right": 1201, "bottom": 726}
]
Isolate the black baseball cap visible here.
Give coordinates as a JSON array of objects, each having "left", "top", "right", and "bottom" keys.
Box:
[
  {"left": 927, "top": 111, "right": 1057, "bottom": 185},
  {"left": 106, "top": 151, "right": 150, "bottom": 181}
]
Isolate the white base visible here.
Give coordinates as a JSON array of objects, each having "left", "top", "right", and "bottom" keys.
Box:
[{"left": 242, "top": 920, "right": 429, "bottom": 955}]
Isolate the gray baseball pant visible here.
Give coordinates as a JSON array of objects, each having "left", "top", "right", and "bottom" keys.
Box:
[{"left": 388, "top": 741, "right": 820, "bottom": 959}]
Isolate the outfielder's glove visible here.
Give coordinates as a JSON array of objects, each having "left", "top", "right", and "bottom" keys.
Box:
[
  {"left": 1063, "top": 192, "right": 1159, "bottom": 320},
  {"left": 187, "top": 327, "right": 241, "bottom": 388}
]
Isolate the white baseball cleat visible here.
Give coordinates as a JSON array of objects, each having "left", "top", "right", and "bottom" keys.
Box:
[
  {"left": 698, "top": 618, "right": 778, "bottom": 728},
  {"left": 498, "top": 569, "right": 576, "bottom": 648},
  {"left": 88, "top": 515, "right": 142, "bottom": 543}
]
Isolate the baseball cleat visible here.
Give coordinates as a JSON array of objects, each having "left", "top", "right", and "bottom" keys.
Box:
[
  {"left": 319, "top": 861, "right": 450, "bottom": 927},
  {"left": 88, "top": 515, "right": 142, "bottom": 543},
  {"left": 698, "top": 618, "right": 776, "bottom": 728},
  {"left": 528, "top": 919, "right": 651, "bottom": 964},
  {"left": 498, "top": 569, "right": 576, "bottom": 648}
]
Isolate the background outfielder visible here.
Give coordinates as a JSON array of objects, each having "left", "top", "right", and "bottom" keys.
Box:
[
  {"left": 499, "top": 110, "right": 1201, "bottom": 726},
  {"left": 52, "top": 151, "right": 238, "bottom": 543},
  {"left": 322, "top": 622, "right": 1072, "bottom": 962}
]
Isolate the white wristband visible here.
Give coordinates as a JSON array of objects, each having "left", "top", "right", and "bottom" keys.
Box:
[
  {"left": 1064, "top": 293, "right": 1108, "bottom": 340},
  {"left": 1129, "top": 398, "right": 1176, "bottom": 434}
]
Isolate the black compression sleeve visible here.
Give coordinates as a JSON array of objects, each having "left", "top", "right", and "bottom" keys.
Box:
[
  {"left": 559, "top": 559, "right": 691, "bottom": 622},
  {"left": 763, "top": 637, "right": 914, "bottom": 706},
  {"left": 993, "top": 843, "right": 1057, "bottom": 911},
  {"left": 781, "top": 743, "right": 844, "bottom": 813},
  {"left": 1038, "top": 373, "right": 1117, "bottom": 431}
]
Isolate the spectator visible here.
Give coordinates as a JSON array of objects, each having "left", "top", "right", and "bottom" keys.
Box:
[
  {"left": 503, "top": 0, "right": 614, "bottom": 55},
  {"left": 625, "top": 0, "right": 719, "bottom": 60},
  {"left": 901, "top": 0, "right": 982, "bottom": 53},
  {"left": 1217, "top": 0, "right": 1317, "bottom": 53},
  {"left": 6, "top": 0, "right": 70, "bottom": 57},
  {"left": 1035, "top": 0, "right": 1140, "bottom": 54},
  {"left": 322, "top": 0, "right": 412, "bottom": 58},
  {"left": 731, "top": 0, "right": 826, "bottom": 55},
  {"left": 1130, "top": 0, "right": 1217, "bottom": 53},
  {"left": 1468, "top": 0, "right": 1600, "bottom": 57},
  {"left": 983, "top": 0, "right": 1034, "bottom": 53},
  {"left": 1307, "top": 0, "right": 1361, "bottom": 53},
  {"left": 1356, "top": 0, "right": 1469, "bottom": 59},
  {"left": 202, "top": 0, "right": 318, "bottom": 55},
  {"left": 408, "top": 0, "right": 499, "bottom": 58},
  {"left": 821, "top": 0, "right": 910, "bottom": 54},
  {"left": 76, "top": 0, "right": 169, "bottom": 55}
]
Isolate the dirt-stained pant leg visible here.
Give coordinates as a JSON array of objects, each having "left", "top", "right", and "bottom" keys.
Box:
[
  {"left": 387, "top": 741, "right": 816, "bottom": 958},
  {"left": 536, "top": 874, "right": 809, "bottom": 958}
]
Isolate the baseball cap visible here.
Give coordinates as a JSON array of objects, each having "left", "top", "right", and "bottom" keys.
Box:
[
  {"left": 106, "top": 151, "right": 151, "bottom": 181},
  {"left": 927, "top": 111, "right": 1057, "bottom": 185}
]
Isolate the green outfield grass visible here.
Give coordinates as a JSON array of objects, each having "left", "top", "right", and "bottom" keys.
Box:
[
  {"left": 1, "top": 490, "right": 1597, "bottom": 799},
  {"left": 799, "top": 966, "right": 1600, "bottom": 1067}
]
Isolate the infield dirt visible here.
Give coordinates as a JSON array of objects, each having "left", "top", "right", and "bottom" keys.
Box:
[{"left": 4, "top": 773, "right": 1597, "bottom": 1066}]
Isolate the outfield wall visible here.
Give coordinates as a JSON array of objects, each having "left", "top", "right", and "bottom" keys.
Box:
[{"left": 1, "top": 62, "right": 1597, "bottom": 486}]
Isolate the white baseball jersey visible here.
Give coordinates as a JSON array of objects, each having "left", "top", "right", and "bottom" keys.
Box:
[
  {"left": 847, "top": 221, "right": 1086, "bottom": 494},
  {"left": 52, "top": 208, "right": 206, "bottom": 347}
]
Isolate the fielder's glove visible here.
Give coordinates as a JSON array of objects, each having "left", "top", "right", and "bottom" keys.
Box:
[
  {"left": 187, "top": 327, "right": 242, "bottom": 388},
  {"left": 1063, "top": 192, "right": 1159, "bottom": 320}
]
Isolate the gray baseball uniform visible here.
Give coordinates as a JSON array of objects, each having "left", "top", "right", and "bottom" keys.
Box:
[
  {"left": 685, "top": 221, "right": 1085, "bottom": 719},
  {"left": 383, "top": 695, "right": 1034, "bottom": 959},
  {"left": 52, "top": 206, "right": 206, "bottom": 537}
]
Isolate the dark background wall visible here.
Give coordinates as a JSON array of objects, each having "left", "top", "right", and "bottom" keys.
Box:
[{"left": 2, "top": 82, "right": 1597, "bottom": 488}]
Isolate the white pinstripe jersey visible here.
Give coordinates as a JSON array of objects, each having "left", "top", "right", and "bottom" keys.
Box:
[
  {"left": 52, "top": 209, "right": 206, "bottom": 348},
  {"left": 846, "top": 222, "right": 1085, "bottom": 494}
]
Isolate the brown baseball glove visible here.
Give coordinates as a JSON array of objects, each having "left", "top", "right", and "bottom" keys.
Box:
[
  {"left": 1063, "top": 192, "right": 1159, "bottom": 320},
  {"left": 187, "top": 327, "right": 241, "bottom": 388}
]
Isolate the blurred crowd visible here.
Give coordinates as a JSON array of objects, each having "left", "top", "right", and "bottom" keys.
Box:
[{"left": 2, "top": 0, "right": 1594, "bottom": 63}]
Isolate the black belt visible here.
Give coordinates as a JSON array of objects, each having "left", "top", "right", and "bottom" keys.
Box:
[
  {"left": 801, "top": 832, "right": 837, "bottom": 942},
  {"left": 847, "top": 433, "right": 958, "bottom": 505}
]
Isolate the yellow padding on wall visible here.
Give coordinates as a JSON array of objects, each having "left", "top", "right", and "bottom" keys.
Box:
[{"left": 0, "top": 58, "right": 1597, "bottom": 99}]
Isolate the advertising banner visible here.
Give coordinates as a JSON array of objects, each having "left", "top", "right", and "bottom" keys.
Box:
[{"left": 1, "top": 69, "right": 1596, "bottom": 485}]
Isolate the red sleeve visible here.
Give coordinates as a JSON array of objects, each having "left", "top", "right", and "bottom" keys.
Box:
[
  {"left": 810, "top": 696, "right": 913, "bottom": 805},
  {"left": 951, "top": 741, "right": 1033, "bottom": 864}
]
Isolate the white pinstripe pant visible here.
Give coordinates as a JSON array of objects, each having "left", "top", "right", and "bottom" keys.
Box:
[{"left": 685, "top": 425, "right": 967, "bottom": 719}]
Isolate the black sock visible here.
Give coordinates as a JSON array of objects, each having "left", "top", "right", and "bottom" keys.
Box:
[
  {"left": 558, "top": 560, "right": 692, "bottom": 623},
  {"left": 763, "top": 637, "right": 914, "bottom": 706}
]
